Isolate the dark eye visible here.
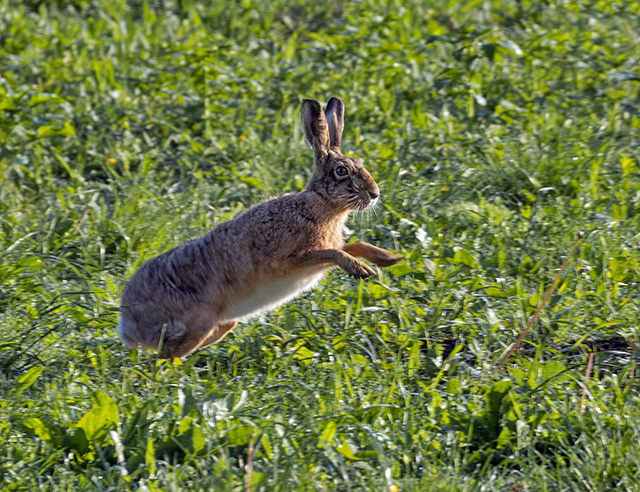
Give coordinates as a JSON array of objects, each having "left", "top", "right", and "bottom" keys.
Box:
[{"left": 335, "top": 165, "right": 349, "bottom": 177}]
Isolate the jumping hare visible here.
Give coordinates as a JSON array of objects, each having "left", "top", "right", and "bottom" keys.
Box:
[{"left": 118, "top": 97, "right": 400, "bottom": 358}]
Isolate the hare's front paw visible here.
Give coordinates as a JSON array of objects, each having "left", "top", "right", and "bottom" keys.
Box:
[{"left": 344, "top": 258, "right": 375, "bottom": 279}]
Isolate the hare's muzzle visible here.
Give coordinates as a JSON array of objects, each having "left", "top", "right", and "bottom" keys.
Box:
[{"left": 363, "top": 178, "right": 380, "bottom": 208}]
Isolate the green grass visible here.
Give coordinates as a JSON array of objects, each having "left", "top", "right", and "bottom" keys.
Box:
[{"left": 1, "top": 0, "right": 640, "bottom": 490}]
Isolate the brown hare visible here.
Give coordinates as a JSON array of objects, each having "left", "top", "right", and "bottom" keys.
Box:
[{"left": 118, "top": 97, "right": 400, "bottom": 358}]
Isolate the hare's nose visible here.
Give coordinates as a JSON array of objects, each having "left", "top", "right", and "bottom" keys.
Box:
[{"left": 368, "top": 190, "right": 379, "bottom": 200}]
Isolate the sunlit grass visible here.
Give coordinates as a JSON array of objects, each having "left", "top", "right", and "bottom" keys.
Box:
[{"left": 1, "top": 0, "right": 639, "bottom": 490}]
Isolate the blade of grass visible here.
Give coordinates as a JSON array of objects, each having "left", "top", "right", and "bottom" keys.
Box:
[
  {"left": 581, "top": 352, "right": 595, "bottom": 413},
  {"left": 497, "top": 232, "right": 585, "bottom": 369}
]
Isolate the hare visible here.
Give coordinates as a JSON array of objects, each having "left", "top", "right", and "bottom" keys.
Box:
[{"left": 118, "top": 97, "right": 400, "bottom": 359}]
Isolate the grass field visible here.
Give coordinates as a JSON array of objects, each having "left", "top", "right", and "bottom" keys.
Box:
[{"left": 1, "top": 0, "right": 640, "bottom": 490}]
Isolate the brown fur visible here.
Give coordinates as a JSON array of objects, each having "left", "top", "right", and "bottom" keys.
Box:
[{"left": 118, "top": 97, "right": 401, "bottom": 358}]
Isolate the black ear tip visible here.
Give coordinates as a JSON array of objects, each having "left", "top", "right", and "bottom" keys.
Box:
[
  {"left": 327, "top": 97, "right": 344, "bottom": 107},
  {"left": 301, "top": 98, "right": 323, "bottom": 113}
]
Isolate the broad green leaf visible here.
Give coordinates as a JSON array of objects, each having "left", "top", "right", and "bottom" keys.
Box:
[
  {"left": 29, "top": 93, "right": 68, "bottom": 106},
  {"left": 228, "top": 424, "right": 254, "bottom": 446},
  {"left": 336, "top": 440, "right": 363, "bottom": 461},
  {"left": 37, "top": 122, "right": 76, "bottom": 138},
  {"left": 22, "top": 417, "right": 52, "bottom": 441},
  {"left": 69, "top": 428, "right": 90, "bottom": 456},
  {"left": 485, "top": 380, "right": 512, "bottom": 416},
  {"left": 621, "top": 156, "right": 637, "bottom": 176},
  {"left": 292, "top": 345, "right": 314, "bottom": 365},
  {"left": 497, "top": 427, "right": 513, "bottom": 448},
  {"left": 453, "top": 248, "right": 477, "bottom": 268},
  {"left": 192, "top": 423, "right": 204, "bottom": 453},
  {"left": 368, "top": 283, "right": 388, "bottom": 299},
  {"left": 318, "top": 420, "right": 337, "bottom": 448},
  {"left": 76, "top": 391, "right": 119, "bottom": 441},
  {"left": 15, "top": 366, "right": 43, "bottom": 394}
]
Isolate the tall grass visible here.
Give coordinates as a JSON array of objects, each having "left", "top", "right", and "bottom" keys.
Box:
[{"left": 1, "top": 0, "right": 639, "bottom": 490}]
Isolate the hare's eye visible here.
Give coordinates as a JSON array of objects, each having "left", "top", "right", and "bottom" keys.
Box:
[{"left": 335, "top": 165, "right": 349, "bottom": 177}]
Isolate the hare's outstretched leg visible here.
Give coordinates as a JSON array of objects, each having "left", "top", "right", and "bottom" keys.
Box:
[
  {"left": 157, "top": 308, "right": 220, "bottom": 359},
  {"left": 157, "top": 321, "right": 198, "bottom": 359},
  {"left": 343, "top": 242, "right": 401, "bottom": 267},
  {"left": 195, "top": 321, "right": 238, "bottom": 351},
  {"left": 294, "top": 249, "right": 375, "bottom": 278}
]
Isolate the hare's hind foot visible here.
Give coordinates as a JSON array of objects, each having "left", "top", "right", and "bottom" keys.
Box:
[
  {"left": 159, "top": 320, "right": 239, "bottom": 358},
  {"left": 118, "top": 314, "right": 167, "bottom": 352},
  {"left": 195, "top": 321, "right": 238, "bottom": 351},
  {"left": 343, "top": 242, "right": 401, "bottom": 267}
]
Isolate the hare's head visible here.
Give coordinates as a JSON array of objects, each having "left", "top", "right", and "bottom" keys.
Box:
[{"left": 302, "top": 98, "right": 379, "bottom": 212}]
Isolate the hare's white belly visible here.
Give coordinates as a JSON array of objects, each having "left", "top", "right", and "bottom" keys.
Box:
[{"left": 220, "top": 270, "right": 326, "bottom": 322}]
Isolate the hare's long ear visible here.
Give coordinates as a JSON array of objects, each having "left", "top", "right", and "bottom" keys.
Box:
[
  {"left": 325, "top": 97, "right": 344, "bottom": 151},
  {"left": 301, "top": 99, "right": 330, "bottom": 157}
]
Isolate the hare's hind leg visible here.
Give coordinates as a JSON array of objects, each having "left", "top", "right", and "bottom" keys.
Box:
[
  {"left": 118, "top": 314, "right": 168, "bottom": 352},
  {"left": 343, "top": 242, "right": 401, "bottom": 267},
  {"left": 195, "top": 321, "right": 238, "bottom": 351},
  {"left": 158, "top": 310, "right": 221, "bottom": 359}
]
